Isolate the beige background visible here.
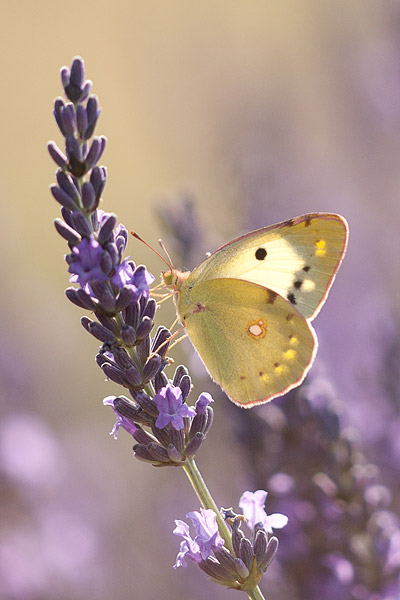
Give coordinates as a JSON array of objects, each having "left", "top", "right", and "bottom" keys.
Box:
[{"left": 1, "top": 2, "right": 399, "bottom": 599}]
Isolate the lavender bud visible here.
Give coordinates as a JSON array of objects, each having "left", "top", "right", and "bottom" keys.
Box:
[
  {"left": 90, "top": 166, "right": 107, "bottom": 199},
  {"left": 258, "top": 536, "right": 278, "bottom": 572},
  {"left": 253, "top": 529, "right": 267, "bottom": 566},
  {"left": 120, "top": 325, "right": 136, "bottom": 347},
  {"left": 113, "top": 395, "right": 139, "bottom": 417},
  {"left": 53, "top": 97, "right": 67, "bottom": 135},
  {"left": 203, "top": 406, "right": 214, "bottom": 436},
  {"left": 81, "top": 316, "right": 116, "bottom": 343},
  {"left": 98, "top": 213, "right": 117, "bottom": 244},
  {"left": 199, "top": 557, "right": 231, "bottom": 582},
  {"left": 76, "top": 288, "right": 97, "bottom": 310},
  {"left": 167, "top": 444, "right": 183, "bottom": 463},
  {"left": 66, "top": 133, "right": 82, "bottom": 162},
  {"left": 56, "top": 170, "right": 81, "bottom": 204},
  {"left": 124, "top": 301, "right": 140, "bottom": 329},
  {"left": 184, "top": 432, "right": 204, "bottom": 457},
  {"left": 61, "top": 206, "right": 74, "bottom": 227},
  {"left": 101, "top": 363, "right": 127, "bottom": 385},
  {"left": 136, "top": 336, "right": 150, "bottom": 364},
  {"left": 153, "top": 371, "right": 169, "bottom": 392},
  {"left": 213, "top": 547, "right": 240, "bottom": 577},
  {"left": 111, "top": 346, "right": 134, "bottom": 370},
  {"left": 48, "top": 141, "right": 68, "bottom": 169},
  {"left": 136, "top": 317, "right": 153, "bottom": 341},
  {"left": 132, "top": 428, "right": 154, "bottom": 445},
  {"left": 85, "top": 95, "right": 100, "bottom": 138},
  {"left": 81, "top": 181, "right": 96, "bottom": 211},
  {"left": 99, "top": 250, "right": 114, "bottom": 277},
  {"left": 97, "top": 314, "right": 120, "bottom": 336},
  {"left": 85, "top": 136, "right": 106, "bottom": 167},
  {"left": 104, "top": 242, "right": 118, "bottom": 267},
  {"left": 173, "top": 365, "right": 189, "bottom": 386},
  {"left": 147, "top": 443, "right": 170, "bottom": 463},
  {"left": 239, "top": 538, "right": 254, "bottom": 571},
  {"left": 231, "top": 525, "right": 245, "bottom": 558},
  {"left": 60, "top": 67, "right": 69, "bottom": 90},
  {"left": 95, "top": 353, "right": 110, "bottom": 369},
  {"left": 76, "top": 104, "right": 88, "bottom": 139},
  {"left": 70, "top": 57, "right": 84, "bottom": 89},
  {"left": 90, "top": 281, "right": 115, "bottom": 312},
  {"left": 80, "top": 81, "right": 92, "bottom": 103},
  {"left": 70, "top": 212, "right": 92, "bottom": 238},
  {"left": 54, "top": 218, "right": 81, "bottom": 244},
  {"left": 234, "top": 558, "right": 250, "bottom": 580},
  {"left": 125, "top": 365, "right": 143, "bottom": 388},
  {"left": 133, "top": 445, "right": 158, "bottom": 463},
  {"left": 64, "top": 58, "right": 85, "bottom": 103},
  {"left": 50, "top": 184, "right": 77, "bottom": 211},
  {"left": 189, "top": 413, "right": 207, "bottom": 439},
  {"left": 170, "top": 427, "right": 185, "bottom": 453},
  {"left": 151, "top": 425, "right": 171, "bottom": 448},
  {"left": 115, "top": 288, "right": 135, "bottom": 312},
  {"left": 135, "top": 392, "right": 159, "bottom": 418},
  {"left": 178, "top": 375, "right": 191, "bottom": 401},
  {"left": 65, "top": 287, "right": 86, "bottom": 309},
  {"left": 151, "top": 327, "right": 170, "bottom": 356},
  {"left": 143, "top": 355, "right": 162, "bottom": 381},
  {"left": 62, "top": 104, "right": 77, "bottom": 136},
  {"left": 143, "top": 298, "right": 157, "bottom": 320}
]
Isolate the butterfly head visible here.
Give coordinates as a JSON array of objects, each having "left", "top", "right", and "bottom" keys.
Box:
[{"left": 162, "top": 269, "right": 190, "bottom": 291}]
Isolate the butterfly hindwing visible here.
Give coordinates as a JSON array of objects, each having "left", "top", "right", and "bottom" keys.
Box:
[
  {"left": 179, "top": 277, "right": 317, "bottom": 407},
  {"left": 189, "top": 213, "right": 348, "bottom": 320}
]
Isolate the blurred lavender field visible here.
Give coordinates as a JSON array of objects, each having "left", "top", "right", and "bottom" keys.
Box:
[{"left": 1, "top": 2, "right": 400, "bottom": 599}]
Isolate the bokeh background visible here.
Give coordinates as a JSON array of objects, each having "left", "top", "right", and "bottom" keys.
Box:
[{"left": 1, "top": 2, "right": 400, "bottom": 599}]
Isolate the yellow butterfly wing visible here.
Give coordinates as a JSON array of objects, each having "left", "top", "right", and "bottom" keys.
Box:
[
  {"left": 189, "top": 213, "right": 348, "bottom": 320},
  {"left": 178, "top": 277, "right": 317, "bottom": 407}
]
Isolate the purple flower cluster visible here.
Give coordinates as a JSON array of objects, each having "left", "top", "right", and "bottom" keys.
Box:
[
  {"left": 174, "top": 492, "right": 285, "bottom": 591},
  {"left": 104, "top": 381, "right": 214, "bottom": 466},
  {"left": 49, "top": 57, "right": 214, "bottom": 466},
  {"left": 233, "top": 377, "right": 400, "bottom": 599}
]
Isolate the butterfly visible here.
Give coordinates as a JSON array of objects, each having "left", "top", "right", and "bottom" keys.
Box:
[{"left": 162, "top": 213, "right": 348, "bottom": 408}]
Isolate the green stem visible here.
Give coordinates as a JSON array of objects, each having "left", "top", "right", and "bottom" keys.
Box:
[
  {"left": 182, "top": 458, "right": 266, "bottom": 600},
  {"left": 183, "top": 457, "right": 233, "bottom": 552}
]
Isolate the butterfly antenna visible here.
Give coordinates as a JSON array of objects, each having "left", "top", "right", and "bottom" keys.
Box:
[
  {"left": 158, "top": 239, "right": 174, "bottom": 269},
  {"left": 131, "top": 231, "right": 173, "bottom": 271}
]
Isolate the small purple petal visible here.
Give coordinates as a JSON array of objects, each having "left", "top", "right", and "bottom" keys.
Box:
[
  {"left": 239, "top": 490, "right": 288, "bottom": 533},
  {"left": 154, "top": 384, "right": 196, "bottom": 430},
  {"left": 103, "top": 395, "right": 138, "bottom": 438},
  {"left": 68, "top": 238, "right": 108, "bottom": 287}
]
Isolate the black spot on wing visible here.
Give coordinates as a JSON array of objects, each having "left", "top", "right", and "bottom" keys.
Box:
[
  {"left": 303, "top": 265, "right": 311, "bottom": 272},
  {"left": 287, "top": 293, "right": 296, "bottom": 305},
  {"left": 255, "top": 247, "right": 267, "bottom": 260},
  {"left": 294, "top": 280, "right": 303, "bottom": 290}
]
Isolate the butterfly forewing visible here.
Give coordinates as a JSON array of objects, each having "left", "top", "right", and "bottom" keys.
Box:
[
  {"left": 180, "top": 278, "right": 317, "bottom": 407},
  {"left": 189, "top": 213, "right": 348, "bottom": 320}
]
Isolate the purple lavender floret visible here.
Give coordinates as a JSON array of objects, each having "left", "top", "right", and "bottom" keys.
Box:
[
  {"left": 173, "top": 497, "right": 283, "bottom": 590},
  {"left": 50, "top": 57, "right": 213, "bottom": 466}
]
